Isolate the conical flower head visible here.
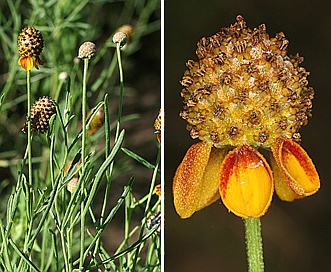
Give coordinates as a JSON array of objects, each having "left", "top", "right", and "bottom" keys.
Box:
[
  {"left": 18, "top": 27, "right": 44, "bottom": 57},
  {"left": 173, "top": 15, "right": 320, "bottom": 219},
  {"left": 17, "top": 27, "right": 44, "bottom": 70},
  {"left": 23, "top": 96, "right": 56, "bottom": 134},
  {"left": 180, "top": 15, "right": 314, "bottom": 149}
]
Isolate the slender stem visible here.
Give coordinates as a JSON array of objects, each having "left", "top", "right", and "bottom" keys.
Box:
[
  {"left": 17, "top": 70, "right": 33, "bottom": 271},
  {"left": 81, "top": 58, "right": 89, "bottom": 181},
  {"left": 244, "top": 217, "right": 264, "bottom": 272},
  {"left": 131, "top": 145, "right": 161, "bottom": 270},
  {"left": 67, "top": 215, "right": 73, "bottom": 272},
  {"left": 80, "top": 58, "right": 89, "bottom": 269},
  {"left": 94, "top": 95, "right": 112, "bottom": 257},
  {"left": 27, "top": 69, "right": 33, "bottom": 212},
  {"left": 115, "top": 43, "right": 124, "bottom": 142}
]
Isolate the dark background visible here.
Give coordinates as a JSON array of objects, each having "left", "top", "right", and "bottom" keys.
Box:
[{"left": 165, "top": 1, "right": 331, "bottom": 271}]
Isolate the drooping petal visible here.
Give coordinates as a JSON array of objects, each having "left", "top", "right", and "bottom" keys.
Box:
[
  {"left": 34, "top": 56, "right": 44, "bottom": 69},
  {"left": 271, "top": 137, "right": 320, "bottom": 200},
  {"left": 196, "top": 146, "right": 229, "bottom": 212},
  {"left": 219, "top": 144, "right": 274, "bottom": 218},
  {"left": 173, "top": 141, "right": 227, "bottom": 219},
  {"left": 270, "top": 155, "right": 303, "bottom": 201},
  {"left": 18, "top": 56, "right": 33, "bottom": 71},
  {"left": 173, "top": 142, "right": 211, "bottom": 219}
]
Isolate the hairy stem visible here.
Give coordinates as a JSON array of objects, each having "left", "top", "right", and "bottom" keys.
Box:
[{"left": 244, "top": 217, "right": 264, "bottom": 272}]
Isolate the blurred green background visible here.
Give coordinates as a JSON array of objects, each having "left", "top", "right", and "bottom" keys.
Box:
[{"left": 165, "top": 0, "right": 331, "bottom": 271}]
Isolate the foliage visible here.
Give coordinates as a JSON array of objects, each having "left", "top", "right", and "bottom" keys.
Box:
[{"left": 0, "top": 0, "right": 161, "bottom": 271}]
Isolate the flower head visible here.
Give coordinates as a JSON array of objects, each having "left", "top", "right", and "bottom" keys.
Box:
[
  {"left": 154, "top": 109, "right": 162, "bottom": 143},
  {"left": 113, "top": 32, "right": 128, "bottom": 48},
  {"left": 17, "top": 27, "right": 44, "bottom": 70},
  {"left": 22, "top": 96, "right": 56, "bottom": 134},
  {"left": 173, "top": 15, "right": 320, "bottom": 219},
  {"left": 78, "top": 42, "right": 97, "bottom": 60}
]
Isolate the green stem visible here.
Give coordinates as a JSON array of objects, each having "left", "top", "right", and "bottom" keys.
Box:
[
  {"left": 80, "top": 58, "right": 89, "bottom": 269},
  {"left": 27, "top": 69, "right": 33, "bottom": 212},
  {"left": 131, "top": 144, "right": 161, "bottom": 270},
  {"left": 17, "top": 69, "right": 33, "bottom": 272},
  {"left": 94, "top": 95, "right": 112, "bottom": 257},
  {"left": 115, "top": 43, "right": 124, "bottom": 142},
  {"left": 244, "top": 217, "right": 264, "bottom": 272}
]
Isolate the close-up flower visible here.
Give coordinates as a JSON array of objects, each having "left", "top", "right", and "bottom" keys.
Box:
[
  {"left": 173, "top": 15, "right": 320, "bottom": 219},
  {"left": 17, "top": 26, "right": 44, "bottom": 71}
]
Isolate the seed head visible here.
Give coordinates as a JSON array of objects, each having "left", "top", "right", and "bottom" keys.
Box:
[
  {"left": 23, "top": 96, "right": 56, "bottom": 134},
  {"left": 78, "top": 42, "right": 97, "bottom": 60},
  {"left": 180, "top": 15, "right": 314, "bottom": 149},
  {"left": 17, "top": 27, "right": 44, "bottom": 70},
  {"left": 18, "top": 27, "right": 44, "bottom": 57}
]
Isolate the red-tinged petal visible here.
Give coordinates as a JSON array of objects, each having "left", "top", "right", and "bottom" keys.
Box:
[
  {"left": 270, "top": 155, "right": 303, "bottom": 201},
  {"left": 173, "top": 142, "right": 227, "bottom": 219},
  {"left": 34, "top": 56, "right": 44, "bottom": 69},
  {"left": 18, "top": 56, "right": 33, "bottom": 71},
  {"left": 173, "top": 142, "right": 211, "bottom": 219},
  {"left": 272, "top": 138, "right": 320, "bottom": 198},
  {"left": 219, "top": 144, "right": 274, "bottom": 218}
]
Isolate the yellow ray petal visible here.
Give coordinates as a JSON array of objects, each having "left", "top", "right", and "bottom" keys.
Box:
[
  {"left": 272, "top": 138, "right": 320, "bottom": 197},
  {"left": 173, "top": 142, "right": 211, "bottom": 218},
  {"left": 173, "top": 142, "right": 226, "bottom": 219},
  {"left": 270, "top": 155, "right": 303, "bottom": 201},
  {"left": 219, "top": 144, "right": 274, "bottom": 218},
  {"left": 196, "top": 146, "right": 229, "bottom": 212},
  {"left": 18, "top": 56, "right": 33, "bottom": 71}
]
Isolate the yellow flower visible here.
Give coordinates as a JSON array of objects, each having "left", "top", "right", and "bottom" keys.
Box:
[
  {"left": 173, "top": 15, "right": 320, "bottom": 219},
  {"left": 17, "top": 27, "right": 44, "bottom": 71}
]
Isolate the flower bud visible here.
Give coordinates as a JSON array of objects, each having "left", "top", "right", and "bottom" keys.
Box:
[
  {"left": 113, "top": 32, "right": 128, "bottom": 48},
  {"left": 78, "top": 41, "right": 97, "bottom": 60}
]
